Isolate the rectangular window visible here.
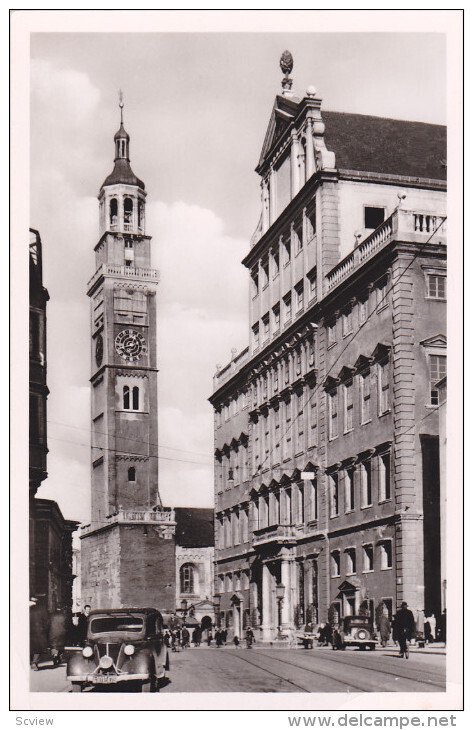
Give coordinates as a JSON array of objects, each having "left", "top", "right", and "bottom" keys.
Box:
[
  {"left": 427, "top": 274, "right": 446, "bottom": 299},
  {"left": 328, "top": 390, "right": 338, "bottom": 439},
  {"left": 329, "top": 473, "right": 339, "bottom": 517},
  {"left": 360, "top": 460, "right": 372, "bottom": 507},
  {"left": 380, "top": 541, "right": 393, "bottom": 569},
  {"left": 274, "top": 407, "right": 281, "bottom": 464},
  {"left": 284, "top": 358, "right": 290, "bottom": 384},
  {"left": 331, "top": 550, "right": 341, "bottom": 578},
  {"left": 308, "top": 479, "right": 317, "bottom": 521},
  {"left": 346, "top": 548, "right": 356, "bottom": 575},
  {"left": 251, "top": 269, "right": 259, "bottom": 298},
  {"left": 272, "top": 249, "right": 280, "bottom": 278},
  {"left": 297, "top": 483, "right": 305, "bottom": 523},
  {"left": 359, "top": 296, "right": 368, "bottom": 324},
  {"left": 295, "top": 349, "right": 302, "bottom": 376},
  {"left": 378, "top": 361, "right": 390, "bottom": 414},
  {"left": 379, "top": 452, "right": 391, "bottom": 501},
  {"left": 284, "top": 399, "right": 292, "bottom": 459},
  {"left": 294, "top": 223, "right": 303, "bottom": 254},
  {"left": 344, "top": 382, "right": 354, "bottom": 432},
  {"left": 345, "top": 468, "right": 355, "bottom": 512},
  {"left": 342, "top": 309, "right": 353, "bottom": 337},
  {"left": 272, "top": 304, "right": 280, "bottom": 332},
  {"left": 364, "top": 206, "right": 385, "bottom": 230},
  {"left": 283, "top": 293, "right": 292, "bottom": 322},
  {"left": 306, "top": 202, "right": 316, "bottom": 241},
  {"left": 360, "top": 371, "right": 371, "bottom": 423},
  {"left": 295, "top": 281, "right": 304, "bottom": 312},
  {"left": 376, "top": 279, "right": 388, "bottom": 309},
  {"left": 261, "top": 259, "right": 269, "bottom": 289},
  {"left": 362, "top": 544, "right": 374, "bottom": 572},
  {"left": 308, "top": 340, "right": 315, "bottom": 367},
  {"left": 252, "top": 323, "right": 260, "bottom": 350},
  {"left": 308, "top": 390, "right": 317, "bottom": 447},
  {"left": 262, "top": 313, "right": 270, "bottom": 342},
  {"left": 283, "top": 236, "right": 291, "bottom": 266},
  {"left": 430, "top": 354, "right": 446, "bottom": 405},
  {"left": 327, "top": 320, "right": 337, "bottom": 347},
  {"left": 308, "top": 271, "right": 317, "bottom": 301},
  {"left": 296, "top": 392, "right": 304, "bottom": 452}
]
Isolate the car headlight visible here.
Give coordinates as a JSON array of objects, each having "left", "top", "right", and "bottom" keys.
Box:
[
  {"left": 82, "top": 646, "right": 93, "bottom": 658},
  {"left": 99, "top": 655, "right": 113, "bottom": 669},
  {"left": 124, "top": 644, "right": 135, "bottom": 656}
]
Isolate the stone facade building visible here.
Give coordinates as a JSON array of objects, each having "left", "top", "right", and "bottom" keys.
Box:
[
  {"left": 175, "top": 508, "right": 215, "bottom": 627},
  {"left": 209, "top": 57, "right": 447, "bottom": 641},
  {"left": 29, "top": 228, "right": 78, "bottom": 614}
]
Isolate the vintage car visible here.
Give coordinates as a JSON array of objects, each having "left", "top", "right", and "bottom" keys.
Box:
[
  {"left": 332, "top": 615, "right": 377, "bottom": 651},
  {"left": 67, "top": 607, "right": 169, "bottom": 692}
]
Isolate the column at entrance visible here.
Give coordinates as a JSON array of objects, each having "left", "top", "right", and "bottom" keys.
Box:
[
  {"left": 261, "top": 562, "right": 273, "bottom": 642},
  {"left": 281, "top": 559, "right": 291, "bottom": 628},
  {"left": 232, "top": 602, "right": 241, "bottom": 639}
]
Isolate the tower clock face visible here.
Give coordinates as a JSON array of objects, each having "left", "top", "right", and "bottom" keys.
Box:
[
  {"left": 115, "top": 328, "right": 148, "bottom": 363},
  {"left": 95, "top": 334, "right": 103, "bottom": 367}
]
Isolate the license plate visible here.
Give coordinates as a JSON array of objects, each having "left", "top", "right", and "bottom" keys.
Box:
[{"left": 93, "top": 675, "right": 116, "bottom": 684}]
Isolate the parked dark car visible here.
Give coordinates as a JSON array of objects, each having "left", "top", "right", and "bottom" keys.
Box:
[
  {"left": 67, "top": 607, "right": 169, "bottom": 692},
  {"left": 333, "top": 615, "right": 377, "bottom": 651}
]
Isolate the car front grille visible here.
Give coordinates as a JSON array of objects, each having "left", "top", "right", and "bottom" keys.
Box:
[{"left": 97, "top": 643, "right": 121, "bottom": 663}]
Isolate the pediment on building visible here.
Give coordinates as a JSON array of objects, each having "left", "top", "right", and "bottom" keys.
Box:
[
  {"left": 371, "top": 342, "right": 391, "bottom": 363},
  {"left": 353, "top": 354, "right": 374, "bottom": 372},
  {"left": 323, "top": 375, "right": 340, "bottom": 391},
  {"left": 337, "top": 579, "right": 361, "bottom": 594},
  {"left": 230, "top": 592, "right": 245, "bottom": 604},
  {"left": 337, "top": 365, "right": 356, "bottom": 383},
  {"left": 258, "top": 96, "right": 299, "bottom": 170},
  {"left": 420, "top": 334, "right": 447, "bottom": 348}
]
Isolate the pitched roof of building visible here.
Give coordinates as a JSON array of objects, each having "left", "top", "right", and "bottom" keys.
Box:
[
  {"left": 174, "top": 507, "right": 214, "bottom": 548},
  {"left": 322, "top": 110, "right": 446, "bottom": 181}
]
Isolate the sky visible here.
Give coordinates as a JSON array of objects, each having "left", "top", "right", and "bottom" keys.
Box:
[{"left": 30, "top": 32, "right": 446, "bottom": 527}]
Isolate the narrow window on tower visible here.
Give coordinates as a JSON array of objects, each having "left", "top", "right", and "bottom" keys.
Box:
[
  {"left": 128, "top": 466, "right": 136, "bottom": 483},
  {"left": 123, "top": 385, "right": 130, "bottom": 410},
  {"left": 124, "top": 197, "right": 133, "bottom": 231},
  {"left": 110, "top": 198, "right": 118, "bottom": 229},
  {"left": 132, "top": 386, "right": 140, "bottom": 410}
]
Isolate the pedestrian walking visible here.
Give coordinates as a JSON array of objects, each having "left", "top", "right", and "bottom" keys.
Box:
[
  {"left": 48, "top": 606, "right": 67, "bottom": 664},
  {"left": 76, "top": 604, "right": 91, "bottom": 645},
  {"left": 393, "top": 602, "right": 415, "bottom": 658},
  {"left": 426, "top": 614, "right": 436, "bottom": 643},
  {"left": 181, "top": 625, "right": 190, "bottom": 649},
  {"left": 233, "top": 635, "right": 240, "bottom": 647},
  {"left": 222, "top": 628, "right": 227, "bottom": 645},
  {"left": 379, "top": 613, "right": 391, "bottom": 647},
  {"left": 245, "top": 626, "right": 254, "bottom": 649},
  {"left": 30, "top": 597, "right": 49, "bottom": 668},
  {"left": 215, "top": 629, "right": 222, "bottom": 647},
  {"left": 207, "top": 629, "right": 213, "bottom": 646}
]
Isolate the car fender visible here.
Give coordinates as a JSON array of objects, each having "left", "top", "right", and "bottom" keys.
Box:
[{"left": 67, "top": 653, "right": 96, "bottom": 676}]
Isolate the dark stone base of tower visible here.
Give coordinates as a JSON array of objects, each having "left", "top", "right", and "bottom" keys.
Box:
[{"left": 81, "top": 515, "right": 176, "bottom": 610}]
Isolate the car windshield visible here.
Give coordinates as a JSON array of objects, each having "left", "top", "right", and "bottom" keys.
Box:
[{"left": 90, "top": 615, "right": 144, "bottom": 634}]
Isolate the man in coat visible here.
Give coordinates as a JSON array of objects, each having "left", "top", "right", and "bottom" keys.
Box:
[
  {"left": 393, "top": 602, "right": 415, "bottom": 658},
  {"left": 76, "top": 604, "right": 91, "bottom": 645}
]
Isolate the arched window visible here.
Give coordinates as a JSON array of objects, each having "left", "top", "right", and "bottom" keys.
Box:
[
  {"left": 123, "top": 385, "right": 130, "bottom": 410},
  {"left": 128, "top": 466, "right": 136, "bottom": 482},
  {"left": 132, "top": 386, "right": 139, "bottom": 410},
  {"left": 110, "top": 198, "right": 118, "bottom": 226},
  {"left": 124, "top": 197, "right": 133, "bottom": 228},
  {"left": 138, "top": 201, "right": 144, "bottom": 230},
  {"left": 180, "top": 564, "right": 194, "bottom": 594}
]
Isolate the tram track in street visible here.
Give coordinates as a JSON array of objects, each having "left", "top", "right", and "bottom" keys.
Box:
[{"left": 229, "top": 648, "right": 369, "bottom": 693}]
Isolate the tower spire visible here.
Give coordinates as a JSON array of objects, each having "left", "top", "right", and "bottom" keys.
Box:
[{"left": 118, "top": 88, "right": 124, "bottom": 125}]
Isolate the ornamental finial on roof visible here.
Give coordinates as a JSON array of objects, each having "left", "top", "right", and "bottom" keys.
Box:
[
  {"left": 118, "top": 88, "right": 124, "bottom": 124},
  {"left": 280, "top": 50, "right": 294, "bottom": 96}
]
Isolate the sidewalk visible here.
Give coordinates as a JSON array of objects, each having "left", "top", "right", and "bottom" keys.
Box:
[{"left": 30, "top": 663, "right": 70, "bottom": 693}]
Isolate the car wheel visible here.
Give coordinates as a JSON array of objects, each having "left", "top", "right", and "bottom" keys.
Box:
[{"left": 71, "top": 683, "right": 82, "bottom": 693}]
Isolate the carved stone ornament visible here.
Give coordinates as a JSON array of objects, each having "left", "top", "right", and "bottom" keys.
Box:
[{"left": 280, "top": 50, "right": 293, "bottom": 76}]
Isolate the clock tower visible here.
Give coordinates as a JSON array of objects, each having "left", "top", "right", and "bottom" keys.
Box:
[{"left": 81, "top": 98, "right": 176, "bottom": 609}]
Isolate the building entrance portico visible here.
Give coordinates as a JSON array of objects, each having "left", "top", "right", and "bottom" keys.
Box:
[{"left": 259, "top": 553, "right": 296, "bottom": 642}]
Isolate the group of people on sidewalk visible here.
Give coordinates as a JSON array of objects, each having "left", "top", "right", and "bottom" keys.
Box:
[
  {"left": 29, "top": 599, "right": 91, "bottom": 668},
  {"left": 164, "top": 625, "right": 255, "bottom": 650}
]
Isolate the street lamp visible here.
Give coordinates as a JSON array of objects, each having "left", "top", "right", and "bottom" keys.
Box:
[
  {"left": 213, "top": 593, "right": 221, "bottom": 628},
  {"left": 276, "top": 583, "right": 285, "bottom": 638}
]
